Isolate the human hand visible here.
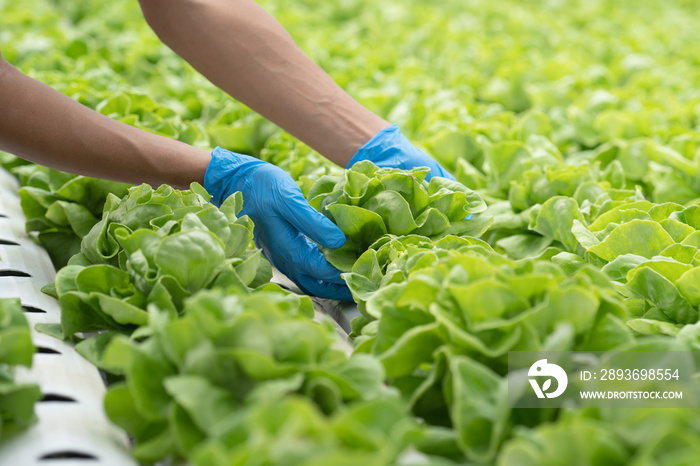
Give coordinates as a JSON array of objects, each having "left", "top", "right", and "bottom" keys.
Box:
[
  {"left": 346, "top": 124, "right": 456, "bottom": 181},
  {"left": 204, "top": 147, "right": 352, "bottom": 301}
]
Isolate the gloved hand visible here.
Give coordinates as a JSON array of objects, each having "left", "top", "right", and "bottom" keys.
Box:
[
  {"left": 347, "top": 124, "right": 456, "bottom": 181},
  {"left": 204, "top": 147, "right": 352, "bottom": 301}
]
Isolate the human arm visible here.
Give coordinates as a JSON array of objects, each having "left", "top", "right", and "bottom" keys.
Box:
[
  {"left": 0, "top": 50, "right": 211, "bottom": 189},
  {"left": 138, "top": 0, "right": 390, "bottom": 167},
  {"left": 138, "top": 0, "right": 454, "bottom": 180},
  {"left": 0, "top": 51, "right": 350, "bottom": 299}
]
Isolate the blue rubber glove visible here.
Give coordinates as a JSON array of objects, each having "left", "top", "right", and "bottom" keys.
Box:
[
  {"left": 347, "top": 124, "right": 456, "bottom": 181},
  {"left": 204, "top": 147, "right": 353, "bottom": 301}
]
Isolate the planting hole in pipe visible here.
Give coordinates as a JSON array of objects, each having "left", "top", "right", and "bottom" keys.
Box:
[
  {"left": 40, "top": 451, "right": 97, "bottom": 461},
  {"left": 0, "top": 269, "right": 31, "bottom": 277},
  {"left": 22, "top": 304, "right": 46, "bottom": 313},
  {"left": 40, "top": 393, "right": 77, "bottom": 403}
]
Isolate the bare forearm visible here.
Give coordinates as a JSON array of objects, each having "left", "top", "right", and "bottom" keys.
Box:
[
  {"left": 139, "top": 0, "right": 388, "bottom": 166},
  {"left": 0, "top": 59, "right": 210, "bottom": 189}
]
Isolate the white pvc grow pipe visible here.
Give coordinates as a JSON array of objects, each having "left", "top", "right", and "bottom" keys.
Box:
[{"left": 0, "top": 168, "right": 136, "bottom": 466}]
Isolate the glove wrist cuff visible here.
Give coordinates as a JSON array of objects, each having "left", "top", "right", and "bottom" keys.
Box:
[
  {"left": 346, "top": 123, "right": 399, "bottom": 169},
  {"left": 204, "top": 147, "right": 260, "bottom": 206}
]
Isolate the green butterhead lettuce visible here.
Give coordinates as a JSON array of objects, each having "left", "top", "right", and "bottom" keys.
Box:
[
  {"left": 0, "top": 299, "right": 41, "bottom": 439},
  {"left": 103, "top": 289, "right": 387, "bottom": 464},
  {"left": 307, "top": 161, "right": 488, "bottom": 271},
  {"left": 11, "top": 164, "right": 129, "bottom": 268},
  {"left": 49, "top": 183, "right": 272, "bottom": 341}
]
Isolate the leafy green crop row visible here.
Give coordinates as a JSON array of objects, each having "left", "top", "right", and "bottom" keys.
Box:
[
  {"left": 99, "top": 289, "right": 454, "bottom": 465},
  {"left": 0, "top": 299, "right": 41, "bottom": 439},
  {"left": 43, "top": 183, "right": 270, "bottom": 343},
  {"left": 26, "top": 181, "right": 460, "bottom": 464},
  {"left": 336, "top": 225, "right": 700, "bottom": 463},
  {"left": 10, "top": 164, "right": 130, "bottom": 268},
  {"left": 343, "top": 234, "right": 630, "bottom": 461},
  {"left": 4, "top": 0, "right": 700, "bottom": 464}
]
